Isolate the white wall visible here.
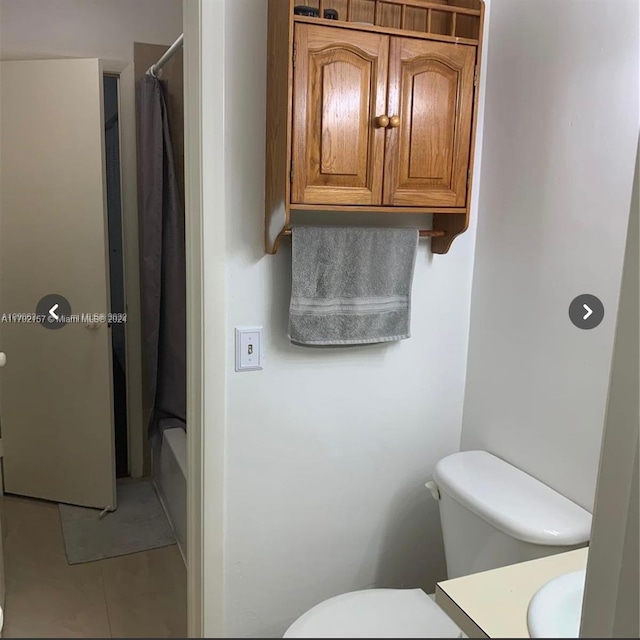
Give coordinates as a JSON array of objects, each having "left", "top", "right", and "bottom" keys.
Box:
[
  {"left": 581, "top": 141, "right": 639, "bottom": 638},
  {"left": 221, "top": 1, "right": 489, "bottom": 637},
  {"left": 461, "top": 0, "right": 639, "bottom": 511},
  {"left": 0, "top": 0, "right": 182, "bottom": 61},
  {"left": 198, "top": 0, "right": 227, "bottom": 635}
]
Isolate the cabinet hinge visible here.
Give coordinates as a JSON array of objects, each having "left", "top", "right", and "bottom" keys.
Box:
[
  {"left": 290, "top": 165, "right": 294, "bottom": 183},
  {"left": 293, "top": 43, "right": 297, "bottom": 68},
  {"left": 474, "top": 65, "right": 478, "bottom": 87}
]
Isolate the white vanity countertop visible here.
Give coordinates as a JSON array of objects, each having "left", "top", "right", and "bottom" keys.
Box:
[{"left": 435, "top": 548, "right": 589, "bottom": 638}]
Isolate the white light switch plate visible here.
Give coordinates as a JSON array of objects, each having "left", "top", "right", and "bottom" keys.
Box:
[{"left": 235, "top": 327, "right": 263, "bottom": 371}]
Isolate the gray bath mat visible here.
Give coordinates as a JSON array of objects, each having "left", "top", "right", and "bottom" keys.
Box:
[{"left": 59, "top": 480, "right": 176, "bottom": 564}]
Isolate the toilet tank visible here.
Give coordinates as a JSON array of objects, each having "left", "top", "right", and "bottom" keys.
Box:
[{"left": 432, "top": 451, "right": 592, "bottom": 579}]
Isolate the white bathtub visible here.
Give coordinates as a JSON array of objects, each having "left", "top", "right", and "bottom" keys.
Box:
[{"left": 153, "top": 427, "right": 187, "bottom": 565}]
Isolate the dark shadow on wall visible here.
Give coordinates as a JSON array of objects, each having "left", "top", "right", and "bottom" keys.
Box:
[{"left": 375, "top": 484, "right": 448, "bottom": 592}]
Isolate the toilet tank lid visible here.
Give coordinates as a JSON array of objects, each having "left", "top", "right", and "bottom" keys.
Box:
[{"left": 433, "top": 451, "right": 592, "bottom": 546}]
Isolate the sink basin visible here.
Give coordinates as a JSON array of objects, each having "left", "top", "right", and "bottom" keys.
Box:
[{"left": 527, "top": 569, "right": 586, "bottom": 638}]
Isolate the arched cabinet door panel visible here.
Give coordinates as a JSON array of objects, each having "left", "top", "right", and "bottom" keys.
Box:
[
  {"left": 383, "top": 38, "right": 476, "bottom": 207},
  {"left": 292, "top": 24, "right": 389, "bottom": 206}
]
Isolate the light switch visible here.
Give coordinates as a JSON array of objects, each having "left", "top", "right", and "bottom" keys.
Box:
[{"left": 235, "top": 327, "right": 263, "bottom": 371}]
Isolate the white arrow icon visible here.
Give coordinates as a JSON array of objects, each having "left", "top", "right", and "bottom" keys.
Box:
[
  {"left": 583, "top": 304, "right": 593, "bottom": 320},
  {"left": 48, "top": 303, "right": 59, "bottom": 321}
]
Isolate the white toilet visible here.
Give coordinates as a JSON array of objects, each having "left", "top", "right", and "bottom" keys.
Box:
[{"left": 284, "top": 450, "right": 592, "bottom": 638}]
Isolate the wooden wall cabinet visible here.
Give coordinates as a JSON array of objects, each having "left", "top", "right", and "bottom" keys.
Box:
[{"left": 265, "top": 0, "right": 485, "bottom": 254}]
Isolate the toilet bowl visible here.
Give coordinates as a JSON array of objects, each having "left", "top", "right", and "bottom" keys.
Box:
[
  {"left": 284, "top": 450, "right": 592, "bottom": 638},
  {"left": 284, "top": 589, "right": 461, "bottom": 638}
]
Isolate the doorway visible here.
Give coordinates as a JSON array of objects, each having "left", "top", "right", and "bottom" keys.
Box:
[
  {"left": 0, "top": 34, "right": 195, "bottom": 640},
  {"left": 0, "top": 1, "right": 206, "bottom": 636}
]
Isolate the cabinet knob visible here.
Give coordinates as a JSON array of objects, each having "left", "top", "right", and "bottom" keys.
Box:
[
  {"left": 375, "top": 115, "right": 390, "bottom": 128},
  {"left": 389, "top": 115, "right": 401, "bottom": 128}
]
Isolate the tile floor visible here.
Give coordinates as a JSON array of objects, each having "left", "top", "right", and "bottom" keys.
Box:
[{"left": 2, "top": 494, "right": 187, "bottom": 638}]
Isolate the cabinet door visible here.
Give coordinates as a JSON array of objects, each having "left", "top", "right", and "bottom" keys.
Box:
[
  {"left": 292, "top": 24, "right": 388, "bottom": 206},
  {"left": 383, "top": 38, "right": 476, "bottom": 207}
]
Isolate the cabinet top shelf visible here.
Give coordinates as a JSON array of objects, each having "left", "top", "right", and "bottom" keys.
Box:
[{"left": 295, "top": 0, "right": 484, "bottom": 44}]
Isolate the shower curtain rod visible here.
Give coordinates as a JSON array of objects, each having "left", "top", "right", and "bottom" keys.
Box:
[{"left": 147, "top": 33, "right": 184, "bottom": 77}]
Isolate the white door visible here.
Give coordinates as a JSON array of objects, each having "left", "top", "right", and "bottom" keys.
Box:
[{"left": 0, "top": 59, "right": 116, "bottom": 509}]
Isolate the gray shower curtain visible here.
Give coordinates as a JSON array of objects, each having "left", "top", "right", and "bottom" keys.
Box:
[{"left": 136, "top": 74, "right": 186, "bottom": 440}]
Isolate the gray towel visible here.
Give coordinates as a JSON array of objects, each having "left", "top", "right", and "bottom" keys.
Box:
[{"left": 288, "top": 226, "right": 419, "bottom": 346}]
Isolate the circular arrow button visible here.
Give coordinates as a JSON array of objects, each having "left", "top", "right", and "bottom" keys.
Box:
[
  {"left": 36, "top": 294, "right": 72, "bottom": 330},
  {"left": 569, "top": 294, "right": 604, "bottom": 330}
]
